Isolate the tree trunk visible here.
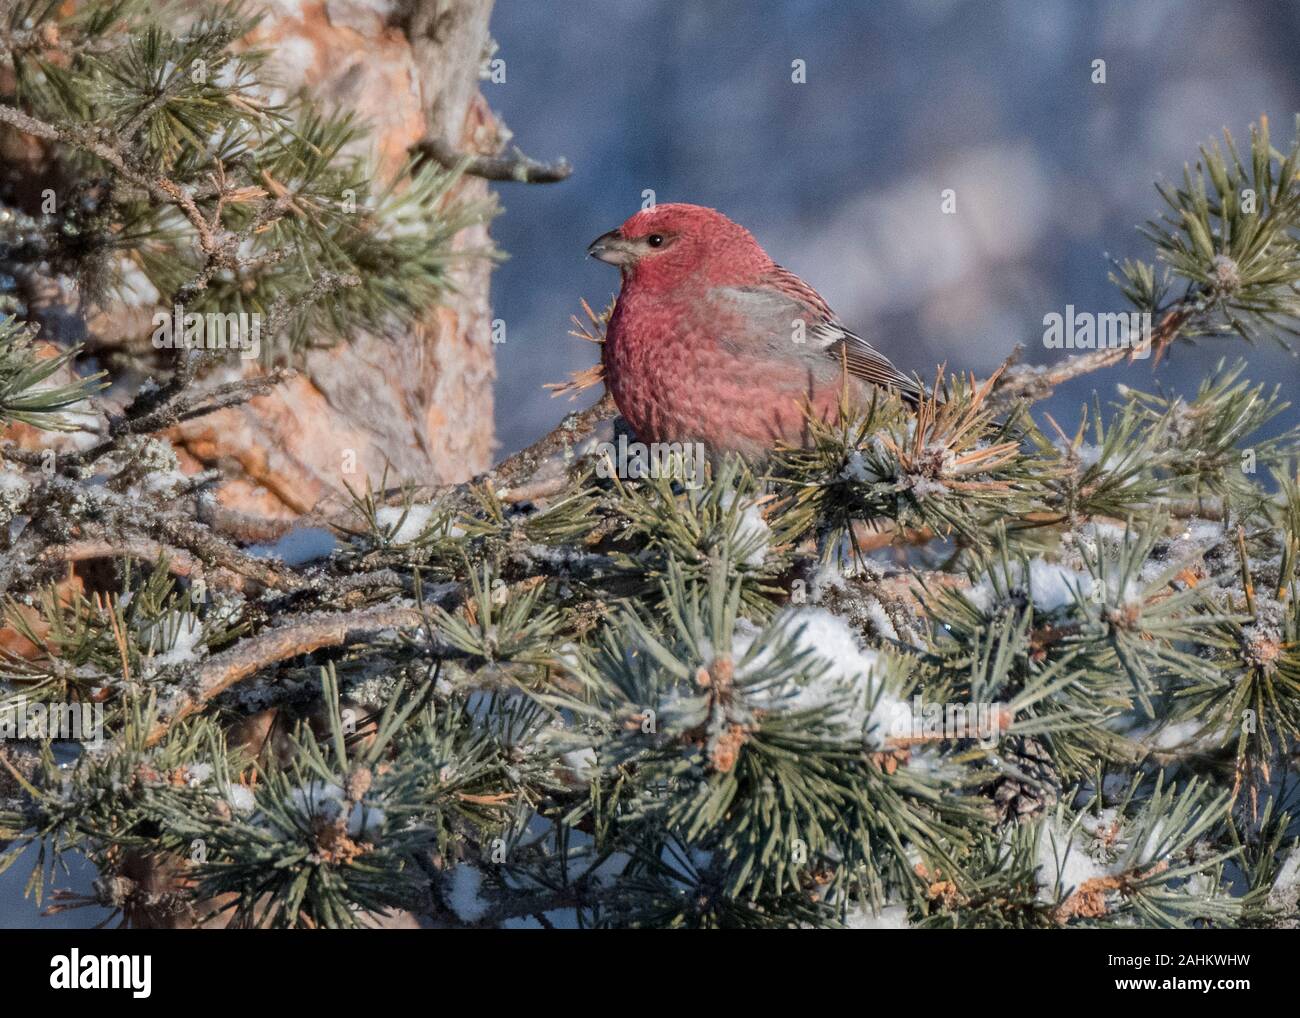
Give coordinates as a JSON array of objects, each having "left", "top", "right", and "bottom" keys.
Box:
[{"left": 163, "top": 0, "right": 499, "bottom": 518}]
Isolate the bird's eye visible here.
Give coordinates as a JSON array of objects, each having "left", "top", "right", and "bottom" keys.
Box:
[{"left": 646, "top": 234, "right": 664, "bottom": 248}]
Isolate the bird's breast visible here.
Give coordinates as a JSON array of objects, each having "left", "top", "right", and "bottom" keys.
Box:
[{"left": 603, "top": 290, "right": 857, "bottom": 460}]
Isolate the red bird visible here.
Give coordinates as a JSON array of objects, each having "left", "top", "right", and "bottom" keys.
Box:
[{"left": 588, "top": 203, "right": 921, "bottom": 461}]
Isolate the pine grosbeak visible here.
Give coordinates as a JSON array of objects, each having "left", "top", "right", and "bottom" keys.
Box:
[{"left": 588, "top": 203, "right": 920, "bottom": 460}]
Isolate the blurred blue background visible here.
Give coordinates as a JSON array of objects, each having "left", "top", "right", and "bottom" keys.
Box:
[{"left": 487, "top": 0, "right": 1300, "bottom": 457}]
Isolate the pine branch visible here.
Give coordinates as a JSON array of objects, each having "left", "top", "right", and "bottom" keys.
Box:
[{"left": 142, "top": 604, "right": 431, "bottom": 746}]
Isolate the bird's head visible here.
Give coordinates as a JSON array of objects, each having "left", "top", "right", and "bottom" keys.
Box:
[{"left": 587, "top": 203, "right": 772, "bottom": 291}]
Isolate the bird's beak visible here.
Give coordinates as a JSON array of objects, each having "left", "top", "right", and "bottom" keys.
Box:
[{"left": 587, "top": 229, "right": 635, "bottom": 266}]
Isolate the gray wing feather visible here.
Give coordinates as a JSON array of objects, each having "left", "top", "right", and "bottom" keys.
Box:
[{"left": 710, "top": 285, "right": 923, "bottom": 402}]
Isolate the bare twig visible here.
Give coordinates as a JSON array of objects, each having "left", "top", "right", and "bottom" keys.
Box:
[
  {"left": 264, "top": 272, "right": 361, "bottom": 342},
  {"left": 491, "top": 393, "right": 616, "bottom": 489},
  {"left": 145, "top": 512, "right": 308, "bottom": 592},
  {"left": 990, "top": 307, "right": 1193, "bottom": 407},
  {"left": 414, "top": 134, "right": 572, "bottom": 184},
  {"left": 23, "top": 478, "right": 308, "bottom": 594},
  {"left": 194, "top": 499, "right": 300, "bottom": 543},
  {"left": 34, "top": 537, "right": 250, "bottom": 592},
  {"left": 144, "top": 604, "right": 429, "bottom": 745},
  {"left": 63, "top": 370, "right": 293, "bottom": 468}
]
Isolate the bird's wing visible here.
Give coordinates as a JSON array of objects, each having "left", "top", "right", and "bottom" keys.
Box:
[
  {"left": 806, "top": 319, "right": 925, "bottom": 402},
  {"left": 715, "top": 265, "right": 924, "bottom": 403},
  {"left": 759, "top": 263, "right": 837, "bottom": 319}
]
